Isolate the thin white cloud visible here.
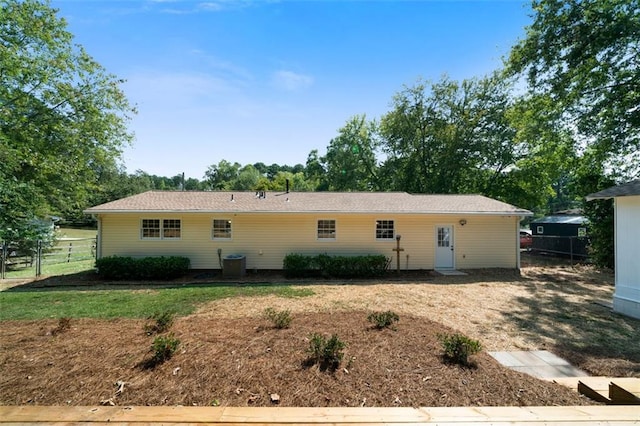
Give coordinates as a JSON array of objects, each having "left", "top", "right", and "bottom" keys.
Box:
[
  {"left": 124, "top": 71, "right": 236, "bottom": 107},
  {"left": 271, "top": 70, "right": 314, "bottom": 91},
  {"left": 189, "top": 49, "right": 254, "bottom": 82},
  {"left": 153, "top": 1, "right": 252, "bottom": 14},
  {"left": 197, "top": 3, "right": 225, "bottom": 12}
]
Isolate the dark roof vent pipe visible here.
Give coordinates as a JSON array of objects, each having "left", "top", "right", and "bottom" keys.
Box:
[{"left": 286, "top": 179, "right": 290, "bottom": 194}]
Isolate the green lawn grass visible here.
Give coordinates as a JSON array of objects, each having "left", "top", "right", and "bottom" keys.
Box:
[
  {"left": 0, "top": 285, "right": 314, "bottom": 321},
  {"left": 3, "top": 259, "right": 96, "bottom": 279},
  {"left": 3, "top": 227, "right": 96, "bottom": 279},
  {"left": 57, "top": 228, "right": 97, "bottom": 239}
]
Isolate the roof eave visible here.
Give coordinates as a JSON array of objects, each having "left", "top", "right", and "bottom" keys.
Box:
[{"left": 84, "top": 209, "right": 533, "bottom": 215}]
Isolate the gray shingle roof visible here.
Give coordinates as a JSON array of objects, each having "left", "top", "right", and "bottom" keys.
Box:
[
  {"left": 85, "top": 191, "right": 532, "bottom": 215},
  {"left": 586, "top": 179, "right": 640, "bottom": 200}
]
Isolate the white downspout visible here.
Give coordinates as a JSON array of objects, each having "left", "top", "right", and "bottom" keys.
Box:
[
  {"left": 516, "top": 216, "right": 523, "bottom": 271},
  {"left": 96, "top": 215, "right": 102, "bottom": 260}
]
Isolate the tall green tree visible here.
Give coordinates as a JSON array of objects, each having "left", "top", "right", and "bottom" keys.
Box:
[
  {"left": 232, "top": 164, "right": 261, "bottom": 190},
  {"left": 304, "top": 149, "right": 328, "bottom": 190},
  {"left": 203, "top": 160, "right": 241, "bottom": 190},
  {"left": 508, "top": 0, "right": 639, "bottom": 266},
  {"left": 508, "top": 0, "right": 640, "bottom": 169},
  {"left": 0, "top": 0, "right": 134, "bottom": 238},
  {"left": 324, "top": 115, "right": 380, "bottom": 191},
  {"left": 497, "top": 93, "right": 578, "bottom": 213},
  {"left": 379, "top": 75, "right": 519, "bottom": 195}
]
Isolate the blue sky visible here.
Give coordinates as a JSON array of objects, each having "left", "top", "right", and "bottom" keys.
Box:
[{"left": 52, "top": 0, "right": 532, "bottom": 180}]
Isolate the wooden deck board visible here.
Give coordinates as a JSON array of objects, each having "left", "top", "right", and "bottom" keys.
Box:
[
  {"left": 1, "top": 406, "right": 640, "bottom": 425},
  {"left": 610, "top": 378, "right": 640, "bottom": 394}
]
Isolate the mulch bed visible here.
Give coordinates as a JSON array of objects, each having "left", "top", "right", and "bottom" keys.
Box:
[{"left": 0, "top": 311, "right": 593, "bottom": 407}]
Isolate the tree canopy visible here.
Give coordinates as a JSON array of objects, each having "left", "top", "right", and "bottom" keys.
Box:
[
  {"left": 0, "top": 0, "right": 135, "bottom": 238},
  {"left": 508, "top": 0, "right": 640, "bottom": 267},
  {"left": 508, "top": 0, "right": 640, "bottom": 168}
]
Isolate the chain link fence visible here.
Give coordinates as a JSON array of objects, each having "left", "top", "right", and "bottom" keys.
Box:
[
  {"left": 1, "top": 237, "right": 97, "bottom": 279},
  {"left": 530, "top": 235, "right": 590, "bottom": 264}
]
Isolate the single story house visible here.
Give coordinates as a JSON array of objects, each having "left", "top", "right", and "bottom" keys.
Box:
[
  {"left": 587, "top": 179, "right": 640, "bottom": 320},
  {"left": 84, "top": 191, "right": 532, "bottom": 271},
  {"left": 530, "top": 213, "right": 589, "bottom": 258}
]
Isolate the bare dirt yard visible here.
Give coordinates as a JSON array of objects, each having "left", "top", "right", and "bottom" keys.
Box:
[{"left": 1, "top": 253, "right": 639, "bottom": 407}]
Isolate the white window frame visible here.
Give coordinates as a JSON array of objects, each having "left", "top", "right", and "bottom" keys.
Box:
[
  {"left": 140, "top": 218, "right": 181, "bottom": 240},
  {"left": 162, "top": 219, "right": 182, "bottom": 239},
  {"left": 317, "top": 219, "right": 336, "bottom": 241},
  {"left": 212, "top": 219, "right": 232, "bottom": 240},
  {"left": 375, "top": 219, "right": 395, "bottom": 241},
  {"left": 537, "top": 226, "right": 544, "bottom": 234},
  {"left": 141, "top": 218, "right": 161, "bottom": 239}
]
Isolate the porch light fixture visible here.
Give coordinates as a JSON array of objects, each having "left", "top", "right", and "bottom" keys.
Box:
[{"left": 459, "top": 219, "right": 467, "bottom": 226}]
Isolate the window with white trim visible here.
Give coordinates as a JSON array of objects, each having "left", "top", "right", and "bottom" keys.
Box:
[
  {"left": 212, "top": 219, "right": 232, "bottom": 239},
  {"left": 537, "top": 226, "right": 544, "bottom": 234},
  {"left": 376, "top": 220, "right": 394, "bottom": 240},
  {"left": 317, "top": 219, "right": 336, "bottom": 240},
  {"left": 141, "top": 219, "right": 160, "bottom": 239},
  {"left": 162, "top": 219, "right": 181, "bottom": 239},
  {"left": 140, "top": 218, "right": 181, "bottom": 239}
]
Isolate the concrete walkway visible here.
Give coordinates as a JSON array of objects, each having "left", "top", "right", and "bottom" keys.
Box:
[{"left": 489, "top": 350, "right": 588, "bottom": 379}]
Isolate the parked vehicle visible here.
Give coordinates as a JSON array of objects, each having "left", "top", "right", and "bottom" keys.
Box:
[{"left": 520, "top": 230, "right": 533, "bottom": 250}]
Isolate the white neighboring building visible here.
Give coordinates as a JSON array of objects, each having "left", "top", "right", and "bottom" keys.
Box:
[{"left": 587, "top": 180, "right": 640, "bottom": 319}]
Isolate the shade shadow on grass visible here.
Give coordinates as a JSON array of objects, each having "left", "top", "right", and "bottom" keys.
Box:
[{"left": 500, "top": 273, "right": 640, "bottom": 377}]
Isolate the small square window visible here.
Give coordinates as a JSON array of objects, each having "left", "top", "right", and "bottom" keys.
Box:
[
  {"left": 317, "top": 220, "right": 336, "bottom": 240},
  {"left": 537, "top": 226, "right": 544, "bottom": 234},
  {"left": 376, "top": 220, "right": 394, "bottom": 240},
  {"left": 213, "top": 219, "right": 232, "bottom": 239}
]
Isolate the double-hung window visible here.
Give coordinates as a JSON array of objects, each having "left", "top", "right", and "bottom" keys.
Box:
[
  {"left": 212, "top": 219, "right": 232, "bottom": 240},
  {"left": 141, "top": 219, "right": 160, "bottom": 239},
  {"left": 141, "top": 219, "right": 181, "bottom": 239},
  {"left": 317, "top": 219, "right": 336, "bottom": 240},
  {"left": 162, "top": 219, "right": 181, "bottom": 239},
  {"left": 376, "top": 220, "right": 395, "bottom": 240}
]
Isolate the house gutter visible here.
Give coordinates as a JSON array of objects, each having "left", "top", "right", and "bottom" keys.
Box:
[{"left": 84, "top": 209, "right": 534, "bottom": 216}]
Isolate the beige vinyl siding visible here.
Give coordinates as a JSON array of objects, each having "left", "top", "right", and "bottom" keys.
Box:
[
  {"left": 98, "top": 212, "right": 519, "bottom": 270},
  {"left": 453, "top": 215, "right": 518, "bottom": 268}
]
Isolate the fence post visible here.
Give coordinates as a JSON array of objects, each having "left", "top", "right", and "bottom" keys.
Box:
[
  {"left": 569, "top": 237, "right": 574, "bottom": 266},
  {"left": 1, "top": 241, "right": 5, "bottom": 280},
  {"left": 67, "top": 242, "right": 73, "bottom": 263},
  {"left": 36, "top": 240, "right": 42, "bottom": 277}
]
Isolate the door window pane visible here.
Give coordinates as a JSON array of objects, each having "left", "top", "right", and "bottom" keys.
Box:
[{"left": 437, "top": 227, "right": 450, "bottom": 248}]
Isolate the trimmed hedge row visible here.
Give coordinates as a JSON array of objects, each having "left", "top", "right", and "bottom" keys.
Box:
[
  {"left": 283, "top": 253, "right": 390, "bottom": 278},
  {"left": 95, "top": 255, "right": 190, "bottom": 280}
]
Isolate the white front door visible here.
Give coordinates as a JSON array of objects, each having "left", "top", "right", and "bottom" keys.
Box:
[{"left": 435, "top": 225, "right": 454, "bottom": 269}]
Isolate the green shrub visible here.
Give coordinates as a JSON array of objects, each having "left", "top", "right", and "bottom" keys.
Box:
[
  {"left": 263, "top": 307, "right": 293, "bottom": 329},
  {"left": 307, "top": 333, "right": 346, "bottom": 371},
  {"left": 96, "top": 255, "right": 190, "bottom": 280},
  {"left": 148, "top": 334, "right": 180, "bottom": 366},
  {"left": 438, "top": 333, "right": 482, "bottom": 366},
  {"left": 367, "top": 310, "right": 399, "bottom": 330},
  {"left": 283, "top": 253, "right": 389, "bottom": 278},
  {"left": 282, "top": 253, "right": 315, "bottom": 278},
  {"left": 144, "top": 311, "right": 175, "bottom": 335}
]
